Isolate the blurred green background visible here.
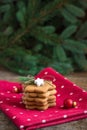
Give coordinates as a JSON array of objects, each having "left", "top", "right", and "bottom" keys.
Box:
[{"left": 0, "top": 0, "right": 87, "bottom": 75}]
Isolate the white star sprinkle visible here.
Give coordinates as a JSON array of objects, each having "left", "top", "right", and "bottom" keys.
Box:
[{"left": 34, "top": 78, "right": 44, "bottom": 87}]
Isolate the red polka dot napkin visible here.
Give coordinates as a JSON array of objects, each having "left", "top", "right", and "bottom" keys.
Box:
[{"left": 0, "top": 67, "right": 87, "bottom": 130}]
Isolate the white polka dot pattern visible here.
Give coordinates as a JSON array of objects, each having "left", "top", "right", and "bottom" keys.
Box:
[
  {"left": 13, "top": 105, "right": 16, "bottom": 108},
  {"left": 60, "top": 105, "right": 64, "bottom": 108},
  {"left": 42, "top": 120, "right": 46, "bottom": 123},
  {"left": 69, "top": 92, "right": 74, "bottom": 95},
  {"left": 7, "top": 91, "right": 11, "bottom": 93},
  {"left": 19, "top": 112, "right": 23, "bottom": 115},
  {"left": 84, "top": 110, "right": 87, "bottom": 114},
  {"left": 0, "top": 93, "right": 4, "bottom": 95},
  {"left": 12, "top": 116, "right": 16, "bottom": 119},
  {"left": 13, "top": 95, "right": 16, "bottom": 98},
  {"left": 64, "top": 77, "right": 68, "bottom": 80},
  {"left": 44, "top": 72, "right": 48, "bottom": 75},
  {"left": 20, "top": 125, "right": 24, "bottom": 129},
  {"left": 73, "top": 84, "right": 76, "bottom": 86},
  {"left": 57, "top": 94, "right": 61, "bottom": 97},
  {"left": 63, "top": 115, "right": 68, "bottom": 118},
  {"left": 83, "top": 90, "right": 86, "bottom": 92},
  {"left": 40, "top": 111, "right": 44, "bottom": 112},
  {"left": 34, "top": 115, "right": 38, "bottom": 117},
  {"left": 55, "top": 110, "right": 58, "bottom": 113},
  {"left": 53, "top": 78, "right": 56, "bottom": 82},
  {"left": 49, "top": 114, "right": 52, "bottom": 117},
  {"left": 0, "top": 101, "right": 3, "bottom": 104},
  {"left": 5, "top": 108, "right": 10, "bottom": 111},
  {"left": 19, "top": 101, "right": 23, "bottom": 104},
  {"left": 61, "top": 85, "right": 64, "bottom": 88},
  {"left": 27, "top": 118, "right": 31, "bottom": 121},
  {"left": 79, "top": 98, "right": 83, "bottom": 101},
  {"left": 13, "top": 86, "right": 17, "bottom": 88}
]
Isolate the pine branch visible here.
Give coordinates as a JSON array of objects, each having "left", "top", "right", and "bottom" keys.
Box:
[
  {"left": 11, "top": 0, "right": 66, "bottom": 44},
  {"left": 28, "top": 0, "right": 41, "bottom": 19},
  {"left": 30, "top": 26, "right": 61, "bottom": 45},
  {"left": 60, "top": 25, "right": 77, "bottom": 39},
  {"left": 73, "top": 52, "right": 87, "bottom": 71},
  {"left": 63, "top": 39, "right": 87, "bottom": 53}
]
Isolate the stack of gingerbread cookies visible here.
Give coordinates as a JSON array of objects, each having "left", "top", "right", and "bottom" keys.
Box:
[{"left": 22, "top": 78, "right": 57, "bottom": 110}]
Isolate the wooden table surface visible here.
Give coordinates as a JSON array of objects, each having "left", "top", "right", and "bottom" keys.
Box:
[{"left": 0, "top": 68, "right": 87, "bottom": 130}]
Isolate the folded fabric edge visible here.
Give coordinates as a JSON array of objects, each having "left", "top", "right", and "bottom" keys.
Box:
[{"left": 25, "top": 113, "right": 87, "bottom": 130}]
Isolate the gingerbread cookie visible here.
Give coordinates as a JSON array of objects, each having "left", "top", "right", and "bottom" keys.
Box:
[
  {"left": 23, "top": 89, "right": 57, "bottom": 98},
  {"left": 25, "top": 102, "right": 56, "bottom": 110},
  {"left": 24, "top": 81, "right": 56, "bottom": 93},
  {"left": 23, "top": 96, "right": 56, "bottom": 105},
  {"left": 22, "top": 77, "right": 56, "bottom": 110}
]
